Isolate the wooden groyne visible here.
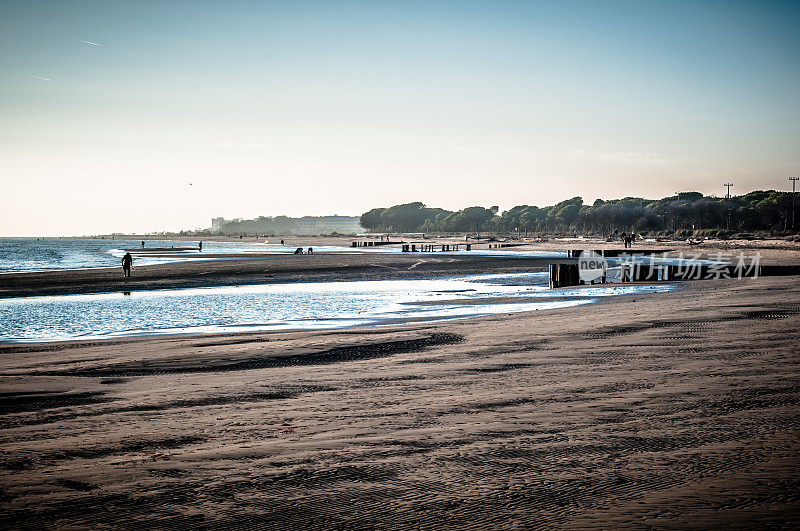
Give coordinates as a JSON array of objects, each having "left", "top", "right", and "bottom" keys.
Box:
[
  {"left": 549, "top": 264, "right": 580, "bottom": 288},
  {"left": 351, "top": 241, "right": 401, "bottom": 247},
  {"left": 402, "top": 244, "right": 472, "bottom": 252},
  {"left": 487, "top": 243, "right": 528, "bottom": 249}
]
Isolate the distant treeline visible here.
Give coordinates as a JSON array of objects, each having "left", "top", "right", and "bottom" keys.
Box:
[{"left": 360, "top": 191, "right": 798, "bottom": 235}]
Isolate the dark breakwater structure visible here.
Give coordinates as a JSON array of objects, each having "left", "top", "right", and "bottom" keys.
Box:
[
  {"left": 487, "top": 243, "right": 528, "bottom": 249},
  {"left": 351, "top": 241, "right": 403, "bottom": 247},
  {"left": 401, "top": 244, "right": 472, "bottom": 252}
]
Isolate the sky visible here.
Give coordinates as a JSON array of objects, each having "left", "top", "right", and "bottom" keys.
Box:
[{"left": 1, "top": 0, "right": 799, "bottom": 236}]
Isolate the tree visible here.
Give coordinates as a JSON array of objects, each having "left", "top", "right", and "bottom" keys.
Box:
[
  {"left": 360, "top": 208, "right": 386, "bottom": 230},
  {"left": 381, "top": 203, "right": 428, "bottom": 232},
  {"left": 548, "top": 197, "right": 583, "bottom": 230}
]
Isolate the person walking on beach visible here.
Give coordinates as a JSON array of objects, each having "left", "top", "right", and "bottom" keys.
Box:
[
  {"left": 199, "top": 241, "right": 203, "bottom": 252},
  {"left": 122, "top": 252, "right": 133, "bottom": 277},
  {"left": 141, "top": 240, "right": 145, "bottom": 248}
]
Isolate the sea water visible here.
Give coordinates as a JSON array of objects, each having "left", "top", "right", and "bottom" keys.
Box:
[{"left": 0, "top": 238, "right": 360, "bottom": 272}]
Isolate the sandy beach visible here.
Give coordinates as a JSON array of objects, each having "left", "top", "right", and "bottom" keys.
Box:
[
  {"left": 4, "top": 0, "right": 799, "bottom": 525},
  {"left": 1, "top": 263, "right": 798, "bottom": 527}
]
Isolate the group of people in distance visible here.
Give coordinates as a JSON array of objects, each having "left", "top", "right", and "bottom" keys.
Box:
[
  {"left": 294, "top": 247, "right": 313, "bottom": 254},
  {"left": 620, "top": 232, "right": 637, "bottom": 249}
]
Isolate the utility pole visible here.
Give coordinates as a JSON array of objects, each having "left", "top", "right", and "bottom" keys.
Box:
[
  {"left": 791, "top": 177, "right": 799, "bottom": 231},
  {"left": 724, "top": 183, "right": 733, "bottom": 230}
]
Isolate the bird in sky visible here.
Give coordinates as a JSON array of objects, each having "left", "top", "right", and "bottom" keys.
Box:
[
  {"left": 32, "top": 75, "right": 52, "bottom": 82},
  {"left": 77, "top": 39, "right": 101, "bottom": 46}
]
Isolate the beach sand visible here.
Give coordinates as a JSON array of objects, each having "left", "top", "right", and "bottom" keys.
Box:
[{"left": 1, "top": 271, "right": 798, "bottom": 527}]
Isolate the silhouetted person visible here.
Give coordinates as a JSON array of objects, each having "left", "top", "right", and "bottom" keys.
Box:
[
  {"left": 307, "top": 247, "right": 313, "bottom": 254},
  {"left": 122, "top": 252, "right": 133, "bottom": 277},
  {"left": 281, "top": 239, "right": 285, "bottom": 245},
  {"left": 199, "top": 241, "right": 203, "bottom": 252},
  {"left": 621, "top": 232, "right": 627, "bottom": 248},
  {"left": 294, "top": 247, "right": 303, "bottom": 254},
  {"left": 141, "top": 240, "right": 145, "bottom": 248}
]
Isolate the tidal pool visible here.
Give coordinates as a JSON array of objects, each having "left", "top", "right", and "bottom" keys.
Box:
[{"left": 0, "top": 273, "right": 674, "bottom": 342}]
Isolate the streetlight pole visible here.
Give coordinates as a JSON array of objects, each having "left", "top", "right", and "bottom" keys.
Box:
[
  {"left": 791, "top": 177, "right": 799, "bottom": 231},
  {"left": 724, "top": 183, "right": 733, "bottom": 231}
]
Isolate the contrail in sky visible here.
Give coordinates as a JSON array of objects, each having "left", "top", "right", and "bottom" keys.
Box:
[
  {"left": 77, "top": 39, "right": 101, "bottom": 46},
  {"left": 32, "top": 75, "right": 53, "bottom": 82}
]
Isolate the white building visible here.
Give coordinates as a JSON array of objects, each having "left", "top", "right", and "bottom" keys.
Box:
[
  {"left": 297, "top": 215, "right": 364, "bottom": 235},
  {"left": 211, "top": 217, "right": 227, "bottom": 232}
]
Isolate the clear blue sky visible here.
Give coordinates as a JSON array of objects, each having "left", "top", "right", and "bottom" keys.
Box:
[{"left": 1, "top": 0, "right": 798, "bottom": 235}]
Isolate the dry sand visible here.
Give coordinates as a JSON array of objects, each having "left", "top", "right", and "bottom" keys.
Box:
[{"left": 1, "top": 272, "right": 798, "bottom": 527}]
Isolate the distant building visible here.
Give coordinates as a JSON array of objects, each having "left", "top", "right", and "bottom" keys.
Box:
[
  {"left": 297, "top": 215, "right": 364, "bottom": 235},
  {"left": 211, "top": 217, "right": 226, "bottom": 232},
  {"left": 210, "top": 215, "right": 364, "bottom": 235}
]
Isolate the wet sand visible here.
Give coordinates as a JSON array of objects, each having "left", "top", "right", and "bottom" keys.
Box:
[{"left": 1, "top": 276, "right": 798, "bottom": 527}]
